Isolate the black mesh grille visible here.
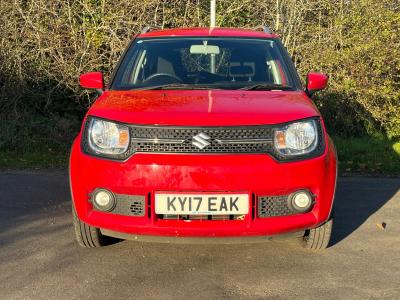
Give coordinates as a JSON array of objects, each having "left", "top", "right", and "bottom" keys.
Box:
[
  {"left": 129, "top": 126, "right": 273, "bottom": 154},
  {"left": 109, "top": 194, "right": 145, "bottom": 217},
  {"left": 132, "top": 126, "right": 273, "bottom": 140},
  {"left": 159, "top": 214, "right": 245, "bottom": 221},
  {"left": 258, "top": 195, "right": 294, "bottom": 218}
]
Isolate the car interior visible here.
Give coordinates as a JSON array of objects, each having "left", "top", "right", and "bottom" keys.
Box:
[{"left": 119, "top": 39, "right": 288, "bottom": 88}]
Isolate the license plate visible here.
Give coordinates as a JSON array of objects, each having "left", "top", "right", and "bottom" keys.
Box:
[{"left": 155, "top": 193, "right": 249, "bottom": 215}]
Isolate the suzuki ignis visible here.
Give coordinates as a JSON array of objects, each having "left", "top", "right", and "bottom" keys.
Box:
[{"left": 70, "top": 26, "right": 337, "bottom": 249}]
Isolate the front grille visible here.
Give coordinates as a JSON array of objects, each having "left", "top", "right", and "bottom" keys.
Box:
[
  {"left": 129, "top": 125, "right": 273, "bottom": 154},
  {"left": 159, "top": 214, "right": 245, "bottom": 221},
  {"left": 108, "top": 194, "right": 145, "bottom": 216},
  {"left": 258, "top": 195, "right": 294, "bottom": 218},
  {"left": 81, "top": 116, "right": 324, "bottom": 161}
]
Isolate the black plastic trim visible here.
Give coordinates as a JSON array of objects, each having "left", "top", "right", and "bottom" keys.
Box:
[
  {"left": 91, "top": 191, "right": 146, "bottom": 217},
  {"left": 258, "top": 190, "right": 314, "bottom": 218},
  {"left": 100, "top": 229, "right": 305, "bottom": 244}
]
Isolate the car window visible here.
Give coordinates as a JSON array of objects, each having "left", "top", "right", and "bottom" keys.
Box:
[{"left": 112, "top": 37, "right": 296, "bottom": 90}]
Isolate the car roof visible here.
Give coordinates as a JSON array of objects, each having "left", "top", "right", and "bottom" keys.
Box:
[{"left": 138, "top": 27, "right": 279, "bottom": 39}]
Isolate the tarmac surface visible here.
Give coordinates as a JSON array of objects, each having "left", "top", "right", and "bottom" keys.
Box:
[{"left": 0, "top": 170, "right": 399, "bottom": 299}]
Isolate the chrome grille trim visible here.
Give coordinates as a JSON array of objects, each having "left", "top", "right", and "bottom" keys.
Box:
[
  {"left": 131, "top": 137, "right": 272, "bottom": 145},
  {"left": 130, "top": 137, "right": 186, "bottom": 144},
  {"left": 215, "top": 138, "right": 272, "bottom": 144}
]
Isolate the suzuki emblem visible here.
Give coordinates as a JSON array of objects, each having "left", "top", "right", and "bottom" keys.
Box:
[{"left": 192, "top": 132, "right": 211, "bottom": 149}]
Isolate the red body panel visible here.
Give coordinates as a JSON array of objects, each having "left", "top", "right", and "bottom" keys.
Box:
[
  {"left": 70, "top": 118, "right": 337, "bottom": 238},
  {"left": 70, "top": 27, "right": 337, "bottom": 240},
  {"left": 307, "top": 72, "right": 328, "bottom": 92},
  {"left": 79, "top": 72, "right": 104, "bottom": 89},
  {"left": 88, "top": 90, "right": 320, "bottom": 126}
]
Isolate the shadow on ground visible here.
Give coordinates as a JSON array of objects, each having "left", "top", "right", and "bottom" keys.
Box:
[
  {"left": 0, "top": 171, "right": 399, "bottom": 299},
  {"left": 331, "top": 177, "right": 399, "bottom": 245}
]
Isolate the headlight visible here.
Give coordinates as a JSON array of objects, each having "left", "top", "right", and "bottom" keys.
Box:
[
  {"left": 274, "top": 119, "right": 318, "bottom": 156},
  {"left": 87, "top": 118, "right": 130, "bottom": 155}
]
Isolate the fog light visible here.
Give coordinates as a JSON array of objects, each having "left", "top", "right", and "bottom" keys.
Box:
[
  {"left": 91, "top": 189, "right": 116, "bottom": 212},
  {"left": 289, "top": 190, "right": 313, "bottom": 213}
]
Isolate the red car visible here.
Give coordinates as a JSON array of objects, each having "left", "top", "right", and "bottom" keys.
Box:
[{"left": 70, "top": 26, "right": 337, "bottom": 249}]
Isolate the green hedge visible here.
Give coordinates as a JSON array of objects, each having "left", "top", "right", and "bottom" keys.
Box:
[{"left": 0, "top": 0, "right": 399, "bottom": 153}]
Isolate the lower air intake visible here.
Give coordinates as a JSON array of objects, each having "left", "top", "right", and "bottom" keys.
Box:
[
  {"left": 258, "top": 195, "right": 294, "bottom": 218},
  {"left": 159, "top": 214, "right": 245, "bottom": 221},
  {"left": 106, "top": 194, "right": 145, "bottom": 217}
]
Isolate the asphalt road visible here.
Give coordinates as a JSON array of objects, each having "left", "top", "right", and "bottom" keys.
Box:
[{"left": 0, "top": 171, "right": 399, "bottom": 299}]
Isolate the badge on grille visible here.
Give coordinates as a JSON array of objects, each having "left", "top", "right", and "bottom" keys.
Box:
[{"left": 192, "top": 132, "right": 211, "bottom": 149}]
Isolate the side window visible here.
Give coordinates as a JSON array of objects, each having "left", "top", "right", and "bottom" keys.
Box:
[
  {"left": 265, "top": 43, "right": 289, "bottom": 85},
  {"left": 118, "top": 47, "right": 147, "bottom": 86},
  {"left": 267, "top": 61, "right": 283, "bottom": 85},
  {"left": 131, "top": 49, "right": 147, "bottom": 84}
]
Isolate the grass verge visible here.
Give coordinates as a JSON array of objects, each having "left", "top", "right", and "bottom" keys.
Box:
[
  {"left": 334, "top": 136, "right": 400, "bottom": 176},
  {"left": 1, "top": 137, "right": 399, "bottom": 176},
  {"left": 0, "top": 150, "right": 68, "bottom": 169}
]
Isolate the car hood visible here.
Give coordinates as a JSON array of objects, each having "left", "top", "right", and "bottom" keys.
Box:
[{"left": 87, "top": 90, "right": 320, "bottom": 126}]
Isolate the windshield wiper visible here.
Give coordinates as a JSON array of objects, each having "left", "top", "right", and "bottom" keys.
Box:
[
  {"left": 239, "top": 84, "right": 294, "bottom": 91},
  {"left": 138, "top": 83, "right": 212, "bottom": 90}
]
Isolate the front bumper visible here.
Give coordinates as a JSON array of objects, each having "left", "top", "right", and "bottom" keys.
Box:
[{"left": 69, "top": 134, "right": 337, "bottom": 238}]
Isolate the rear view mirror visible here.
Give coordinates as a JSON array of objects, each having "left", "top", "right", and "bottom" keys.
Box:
[
  {"left": 306, "top": 72, "right": 328, "bottom": 96},
  {"left": 79, "top": 72, "right": 104, "bottom": 90},
  {"left": 190, "top": 44, "right": 220, "bottom": 55}
]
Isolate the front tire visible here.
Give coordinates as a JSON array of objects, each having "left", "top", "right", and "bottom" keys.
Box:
[
  {"left": 72, "top": 205, "right": 115, "bottom": 248},
  {"left": 303, "top": 217, "right": 333, "bottom": 250}
]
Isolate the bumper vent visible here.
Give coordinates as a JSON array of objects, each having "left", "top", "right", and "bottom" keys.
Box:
[
  {"left": 159, "top": 214, "right": 245, "bottom": 221},
  {"left": 107, "top": 194, "right": 145, "bottom": 217},
  {"left": 258, "top": 195, "right": 294, "bottom": 218}
]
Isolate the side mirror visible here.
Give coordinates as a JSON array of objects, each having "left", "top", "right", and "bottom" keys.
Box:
[
  {"left": 306, "top": 72, "right": 328, "bottom": 96},
  {"left": 79, "top": 72, "right": 104, "bottom": 91}
]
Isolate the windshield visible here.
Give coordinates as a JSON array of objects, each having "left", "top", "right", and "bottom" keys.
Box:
[{"left": 111, "top": 37, "right": 298, "bottom": 90}]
